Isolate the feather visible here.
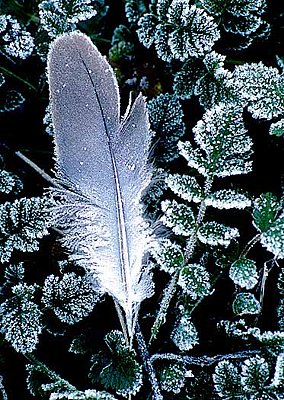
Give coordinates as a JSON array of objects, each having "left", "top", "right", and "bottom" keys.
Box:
[{"left": 47, "top": 32, "right": 154, "bottom": 342}]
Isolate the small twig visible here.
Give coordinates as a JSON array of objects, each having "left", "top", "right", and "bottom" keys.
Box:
[
  {"left": 0, "top": 66, "right": 37, "bottom": 92},
  {"left": 136, "top": 325, "right": 163, "bottom": 400},
  {"left": 150, "top": 350, "right": 261, "bottom": 367},
  {"left": 15, "top": 151, "right": 60, "bottom": 187},
  {"left": 239, "top": 234, "right": 261, "bottom": 258}
]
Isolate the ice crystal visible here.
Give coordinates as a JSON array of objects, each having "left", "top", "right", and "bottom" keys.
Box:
[
  {"left": 178, "top": 263, "right": 211, "bottom": 299},
  {"left": 229, "top": 258, "right": 259, "bottom": 289},
  {"left": 42, "top": 272, "right": 100, "bottom": 324},
  {"left": 161, "top": 199, "right": 195, "bottom": 236},
  {"left": 0, "top": 197, "right": 50, "bottom": 263},
  {"left": 38, "top": 0, "right": 97, "bottom": 38},
  {"left": 232, "top": 293, "right": 260, "bottom": 315},
  {"left": 171, "top": 308, "right": 199, "bottom": 351},
  {"left": 0, "top": 283, "right": 42, "bottom": 353},
  {"left": 198, "top": 221, "right": 239, "bottom": 247},
  {"left": 0, "top": 15, "right": 34, "bottom": 59},
  {"left": 138, "top": 1, "right": 220, "bottom": 62}
]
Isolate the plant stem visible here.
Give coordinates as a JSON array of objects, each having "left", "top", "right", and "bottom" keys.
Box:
[
  {"left": 0, "top": 376, "right": 8, "bottom": 400},
  {"left": 150, "top": 176, "right": 214, "bottom": 344},
  {"left": 0, "top": 66, "right": 37, "bottom": 92},
  {"left": 136, "top": 325, "right": 163, "bottom": 400},
  {"left": 239, "top": 234, "right": 261, "bottom": 258}
]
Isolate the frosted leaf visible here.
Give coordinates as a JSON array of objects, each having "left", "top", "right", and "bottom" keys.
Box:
[
  {"left": 0, "top": 170, "right": 23, "bottom": 194},
  {"left": 178, "top": 263, "right": 211, "bottom": 299},
  {"left": 0, "top": 72, "right": 5, "bottom": 87},
  {"left": 166, "top": 174, "right": 203, "bottom": 203},
  {"left": 232, "top": 293, "right": 260, "bottom": 315},
  {"left": 4, "top": 263, "right": 25, "bottom": 286},
  {"left": 50, "top": 389, "right": 118, "bottom": 399},
  {"left": 173, "top": 58, "right": 205, "bottom": 99},
  {"left": 205, "top": 189, "right": 251, "bottom": 210},
  {"left": 0, "top": 15, "right": 34, "bottom": 59},
  {"left": 270, "top": 118, "right": 284, "bottom": 137},
  {"left": 260, "top": 211, "right": 284, "bottom": 259},
  {"left": 161, "top": 199, "right": 195, "bottom": 236},
  {"left": 125, "top": 0, "right": 147, "bottom": 24},
  {"left": 252, "top": 193, "right": 281, "bottom": 233},
  {"left": 150, "top": 239, "right": 185, "bottom": 274},
  {"left": 171, "top": 310, "right": 199, "bottom": 351},
  {"left": 0, "top": 283, "right": 42, "bottom": 353},
  {"left": 233, "top": 62, "right": 284, "bottom": 120},
  {"left": 272, "top": 353, "right": 284, "bottom": 388},
  {"left": 198, "top": 221, "right": 239, "bottom": 247},
  {"left": 229, "top": 258, "right": 259, "bottom": 289},
  {"left": 213, "top": 360, "right": 242, "bottom": 398},
  {"left": 255, "top": 331, "right": 284, "bottom": 355},
  {"left": 0, "top": 197, "right": 50, "bottom": 263},
  {"left": 89, "top": 331, "right": 142, "bottom": 397},
  {"left": 42, "top": 272, "right": 100, "bottom": 324},
  {"left": 0, "top": 90, "right": 25, "bottom": 113},
  {"left": 241, "top": 356, "right": 269, "bottom": 397},
  {"left": 38, "top": 0, "right": 97, "bottom": 38},
  {"left": 137, "top": 2, "right": 220, "bottom": 61},
  {"left": 147, "top": 94, "right": 186, "bottom": 162},
  {"left": 180, "top": 104, "right": 253, "bottom": 178},
  {"left": 158, "top": 361, "right": 187, "bottom": 394}
]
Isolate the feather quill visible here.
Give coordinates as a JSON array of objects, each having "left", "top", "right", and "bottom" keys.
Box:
[{"left": 47, "top": 32, "right": 154, "bottom": 342}]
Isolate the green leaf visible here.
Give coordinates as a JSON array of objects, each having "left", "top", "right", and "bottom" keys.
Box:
[
  {"left": 158, "top": 361, "right": 188, "bottom": 394},
  {"left": 232, "top": 293, "right": 260, "bottom": 315},
  {"left": 198, "top": 221, "right": 239, "bottom": 247},
  {"left": 178, "top": 263, "right": 211, "bottom": 299},
  {"left": 229, "top": 258, "right": 259, "bottom": 289},
  {"left": 269, "top": 118, "right": 284, "bottom": 137},
  {"left": 89, "top": 331, "right": 142, "bottom": 397},
  {"left": 151, "top": 239, "right": 185, "bottom": 274},
  {"left": 252, "top": 193, "right": 281, "bottom": 232}
]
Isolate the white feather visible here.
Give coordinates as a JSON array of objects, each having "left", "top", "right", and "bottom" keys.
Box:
[{"left": 47, "top": 32, "right": 154, "bottom": 341}]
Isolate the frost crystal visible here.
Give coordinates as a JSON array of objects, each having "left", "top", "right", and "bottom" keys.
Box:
[
  {"left": 0, "top": 170, "right": 23, "bottom": 194},
  {"left": 42, "top": 272, "right": 100, "bottom": 324},
  {"left": 158, "top": 361, "right": 187, "bottom": 394},
  {"left": 0, "top": 15, "right": 34, "bottom": 59},
  {"left": 171, "top": 310, "right": 199, "bottom": 351},
  {"left": 229, "top": 258, "right": 259, "bottom": 289},
  {"left": 178, "top": 263, "right": 211, "bottom": 299},
  {"left": 39, "top": 0, "right": 97, "bottom": 38},
  {"left": 269, "top": 118, "right": 284, "bottom": 137},
  {"left": 0, "top": 284, "right": 42, "bottom": 353},
  {"left": 138, "top": 1, "right": 220, "bottom": 62},
  {"left": 272, "top": 353, "right": 284, "bottom": 387},
  {"left": 241, "top": 356, "right": 269, "bottom": 396}
]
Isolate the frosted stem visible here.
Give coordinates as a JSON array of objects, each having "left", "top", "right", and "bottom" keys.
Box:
[
  {"left": 0, "top": 376, "right": 8, "bottom": 400},
  {"left": 239, "top": 234, "right": 261, "bottom": 258},
  {"left": 136, "top": 325, "right": 163, "bottom": 400},
  {"left": 150, "top": 176, "right": 214, "bottom": 343}
]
